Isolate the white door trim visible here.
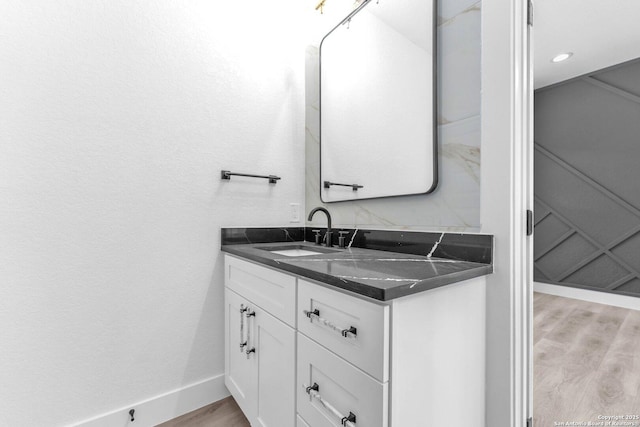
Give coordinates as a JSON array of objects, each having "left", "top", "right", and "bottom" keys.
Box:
[{"left": 480, "top": 0, "right": 532, "bottom": 426}]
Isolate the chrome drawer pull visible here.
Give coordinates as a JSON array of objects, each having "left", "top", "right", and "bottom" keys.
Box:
[
  {"left": 341, "top": 412, "right": 357, "bottom": 426},
  {"left": 304, "top": 309, "right": 319, "bottom": 319},
  {"left": 305, "top": 382, "right": 319, "bottom": 394},
  {"left": 239, "top": 305, "right": 248, "bottom": 352},
  {"left": 341, "top": 326, "right": 357, "bottom": 338},
  {"left": 245, "top": 309, "right": 256, "bottom": 359},
  {"left": 303, "top": 383, "right": 357, "bottom": 426},
  {"left": 303, "top": 309, "right": 358, "bottom": 339}
]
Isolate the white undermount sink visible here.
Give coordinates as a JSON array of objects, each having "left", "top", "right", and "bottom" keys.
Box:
[
  {"left": 260, "top": 244, "right": 340, "bottom": 257},
  {"left": 269, "top": 248, "right": 325, "bottom": 257}
]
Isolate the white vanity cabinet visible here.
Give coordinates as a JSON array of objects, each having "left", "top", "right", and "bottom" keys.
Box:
[
  {"left": 224, "top": 256, "right": 297, "bottom": 427},
  {"left": 224, "top": 254, "right": 486, "bottom": 427}
]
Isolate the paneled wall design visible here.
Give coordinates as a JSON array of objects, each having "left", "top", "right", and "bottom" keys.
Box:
[
  {"left": 534, "top": 59, "right": 640, "bottom": 297},
  {"left": 306, "top": 0, "right": 482, "bottom": 231}
]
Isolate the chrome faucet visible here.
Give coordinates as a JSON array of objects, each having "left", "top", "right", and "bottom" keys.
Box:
[{"left": 307, "top": 207, "right": 333, "bottom": 247}]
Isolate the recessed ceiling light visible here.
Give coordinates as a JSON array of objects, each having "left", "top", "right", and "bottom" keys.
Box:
[{"left": 551, "top": 52, "right": 573, "bottom": 63}]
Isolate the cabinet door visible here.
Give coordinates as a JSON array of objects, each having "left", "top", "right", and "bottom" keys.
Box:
[
  {"left": 225, "top": 289, "right": 257, "bottom": 421},
  {"left": 297, "top": 415, "right": 311, "bottom": 427},
  {"left": 254, "top": 304, "right": 296, "bottom": 427}
]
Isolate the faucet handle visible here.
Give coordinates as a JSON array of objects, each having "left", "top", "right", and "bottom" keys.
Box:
[
  {"left": 312, "top": 229, "right": 322, "bottom": 245},
  {"left": 338, "top": 231, "right": 350, "bottom": 248}
]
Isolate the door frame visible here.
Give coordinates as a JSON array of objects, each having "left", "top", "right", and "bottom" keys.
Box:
[{"left": 480, "top": 0, "right": 533, "bottom": 426}]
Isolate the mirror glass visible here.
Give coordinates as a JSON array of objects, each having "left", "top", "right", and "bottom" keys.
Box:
[{"left": 319, "top": 0, "right": 436, "bottom": 202}]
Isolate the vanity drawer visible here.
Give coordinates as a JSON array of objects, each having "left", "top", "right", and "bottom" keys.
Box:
[
  {"left": 225, "top": 255, "right": 296, "bottom": 327},
  {"left": 297, "top": 334, "right": 388, "bottom": 427},
  {"left": 297, "top": 414, "right": 311, "bottom": 427},
  {"left": 297, "top": 279, "right": 389, "bottom": 382}
]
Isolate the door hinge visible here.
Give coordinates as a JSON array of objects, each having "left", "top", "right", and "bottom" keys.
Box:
[
  {"left": 526, "top": 210, "right": 533, "bottom": 236},
  {"left": 527, "top": 0, "right": 534, "bottom": 26},
  {"left": 527, "top": 417, "right": 533, "bottom": 427}
]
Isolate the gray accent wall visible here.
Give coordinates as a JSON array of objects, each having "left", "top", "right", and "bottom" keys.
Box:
[{"left": 534, "top": 58, "right": 640, "bottom": 297}]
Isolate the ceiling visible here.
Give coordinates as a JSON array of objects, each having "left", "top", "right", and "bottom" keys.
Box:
[{"left": 534, "top": 0, "right": 640, "bottom": 89}]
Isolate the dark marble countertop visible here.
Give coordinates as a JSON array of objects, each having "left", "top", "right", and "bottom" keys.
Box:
[{"left": 221, "top": 240, "right": 492, "bottom": 301}]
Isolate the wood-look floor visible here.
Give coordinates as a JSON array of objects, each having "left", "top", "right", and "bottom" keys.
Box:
[
  {"left": 157, "top": 396, "right": 250, "bottom": 427},
  {"left": 534, "top": 292, "right": 640, "bottom": 427}
]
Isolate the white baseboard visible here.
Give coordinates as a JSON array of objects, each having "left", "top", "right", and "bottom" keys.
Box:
[
  {"left": 535, "top": 282, "right": 640, "bottom": 311},
  {"left": 72, "top": 374, "right": 229, "bottom": 427}
]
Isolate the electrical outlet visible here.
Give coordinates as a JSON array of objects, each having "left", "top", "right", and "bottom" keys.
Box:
[{"left": 290, "top": 203, "right": 300, "bottom": 223}]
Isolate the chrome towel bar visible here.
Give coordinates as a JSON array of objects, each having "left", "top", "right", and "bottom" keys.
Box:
[
  {"left": 324, "top": 181, "right": 363, "bottom": 191},
  {"left": 221, "top": 170, "right": 281, "bottom": 184}
]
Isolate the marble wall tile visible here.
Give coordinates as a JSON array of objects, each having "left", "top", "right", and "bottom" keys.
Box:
[
  {"left": 438, "top": 3, "right": 481, "bottom": 123},
  {"left": 306, "top": 2, "right": 481, "bottom": 231},
  {"left": 438, "top": 0, "right": 481, "bottom": 23}
]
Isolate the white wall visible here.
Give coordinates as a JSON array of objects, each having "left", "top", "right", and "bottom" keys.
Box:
[{"left": 0, "top": 1, "right": 305, "bottom": 425}]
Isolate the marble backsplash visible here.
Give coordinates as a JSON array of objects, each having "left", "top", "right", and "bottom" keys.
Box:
[
  {"left": 305, "top": 0, "right": 481, "bottom": 231},
  {"left": 221, "top": 227, "right": 492, "bottom": 265}
]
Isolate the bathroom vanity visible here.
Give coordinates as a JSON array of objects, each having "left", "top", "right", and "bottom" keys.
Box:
[{"left": 222, "top": 227, "right": 492, "bottom": 427}]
